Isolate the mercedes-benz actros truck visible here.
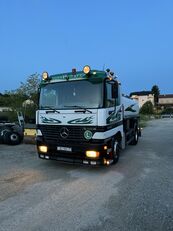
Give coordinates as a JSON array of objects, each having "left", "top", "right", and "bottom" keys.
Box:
[{"left": 36, "top": 66, "right": 140, "bottom": 166}]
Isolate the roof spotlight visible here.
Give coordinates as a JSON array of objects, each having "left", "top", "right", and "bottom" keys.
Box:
[
  {"left": 42, "top": 72, "right": 49, "bottom": 81},
  {"left": 83, "top": 65, "right": 91, "bottom": 75}
]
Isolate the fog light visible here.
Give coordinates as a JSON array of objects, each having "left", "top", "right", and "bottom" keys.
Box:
[
  {"left": 106, "top": 160, "right": 110, "bottom": 165},
  {"left": 86, "top": 151, "right": 99, "bottom": 158},
  {"left": 39, "top": 146, "right": 48, "bottom": 153}
]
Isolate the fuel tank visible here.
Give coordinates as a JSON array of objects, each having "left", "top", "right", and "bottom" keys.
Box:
[{"left": 122, "top": 95, "right": 139, "bottom": 118}]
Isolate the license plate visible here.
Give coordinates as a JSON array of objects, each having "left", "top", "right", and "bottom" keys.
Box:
[{"left": 57, "top": 146, "right": 72, "bottom": 152}]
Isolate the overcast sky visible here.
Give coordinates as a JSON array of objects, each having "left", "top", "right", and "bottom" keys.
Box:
[{"left": 0, "top": 0, "right": 173, "bottom": 94}]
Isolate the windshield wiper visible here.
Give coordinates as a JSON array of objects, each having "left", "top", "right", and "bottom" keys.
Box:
[
  {"left": 64, "top": 105, "right": 92, "bottom": 113},
  {"left": 40, "top": 106, "right": 60, "bottom": 114}
]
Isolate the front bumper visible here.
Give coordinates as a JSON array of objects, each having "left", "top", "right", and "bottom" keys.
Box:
[{"left": 36, "top": 136, "right": 112, "bottom": 165}]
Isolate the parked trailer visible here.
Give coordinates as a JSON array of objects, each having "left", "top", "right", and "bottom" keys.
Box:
[
  {"left": 36, "top": 66, "right": 141, "bottom": 166},
  {"left": 0, "top": 114, "right": 24, "bottom": 145}
]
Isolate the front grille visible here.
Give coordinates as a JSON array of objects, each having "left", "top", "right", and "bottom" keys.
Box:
[{"left": 39, "top": 125, "right": 87, "bottom": 142}]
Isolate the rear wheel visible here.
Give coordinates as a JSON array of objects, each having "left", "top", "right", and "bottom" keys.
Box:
[
  {"left": 2, "top": 130, "right": 11, "bottom": 144},
  {"left": 3, "top": 131, "right": 22, "bottom": 145},
  {"left": 130, "top": 128, "right": 138, "bottom": 145},
  {"left": 9, "top": 132, "right": 22, "bottom": 145},
  {"left": 0, "top": 133, "right": 3, "bottom": 143}
]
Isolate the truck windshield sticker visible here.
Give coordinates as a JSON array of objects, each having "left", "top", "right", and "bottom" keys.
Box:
[
  {"left": 41, "top": 116, "right": 61, "bottom": 124},
  {"left": 67, "top": 116, "right": 94, "bottom": 124}
]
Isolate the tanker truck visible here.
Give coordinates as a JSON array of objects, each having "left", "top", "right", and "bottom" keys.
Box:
[{"left": 36, "top": 66, "right": 141, "bottom": 166}]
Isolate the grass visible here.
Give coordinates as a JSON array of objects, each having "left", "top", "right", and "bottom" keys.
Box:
[
  {"left": 139, "top": 114, "right": 152, "bottom": 128},
  {"left": 139, "top": 114, "right": 161, "bottom": 128}
]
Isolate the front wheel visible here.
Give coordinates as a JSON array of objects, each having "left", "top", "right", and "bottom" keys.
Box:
[{"left": 112, "top": 140, "right": 120, "bottom": 164}]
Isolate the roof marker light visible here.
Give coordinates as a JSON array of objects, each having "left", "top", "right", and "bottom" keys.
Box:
[{"left": 72, "top": 68, "right": 77, "bottom": 75}]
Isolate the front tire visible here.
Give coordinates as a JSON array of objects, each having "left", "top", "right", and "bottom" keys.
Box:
[{"left": 112, "top": 140, "right": 120, "bottom": 164}]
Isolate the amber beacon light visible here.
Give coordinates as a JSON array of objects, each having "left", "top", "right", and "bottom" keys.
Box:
[
  {"left": 42, "top": 71, "right": 49, "bottom": 81},
  {"left": 83, "top": 65, "right": 91, "bottom": 75}
]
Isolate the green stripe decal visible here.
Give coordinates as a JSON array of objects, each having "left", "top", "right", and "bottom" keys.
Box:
[{"left": 67, "top": 116, "right": 94, "bottom": 124}]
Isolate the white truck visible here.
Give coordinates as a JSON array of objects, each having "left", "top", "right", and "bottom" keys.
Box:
[{"left": 36, "top": 66, "right": 140, "bottom": 165}]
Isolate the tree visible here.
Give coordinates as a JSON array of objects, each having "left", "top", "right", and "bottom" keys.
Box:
[
  {"left": 140, "top": 101, "right": 154, "bottom": 114},
  {"left": 1, "top": 73, "right": 40, "bottom": 123},
  {"left": 16, "top": 73, "right": 40, "bottom": 123},
  {"left": 16, "top": 73, "right": 40, "bottom": 103},
  {"left": 151, "top": 85, "right": 160, "bottom": 106},
  {"left": 0, "top": 94, "right": 10, "bottom": 106},
  {"left": 4, "top": 91, "right": 27, "bottom": 110}
]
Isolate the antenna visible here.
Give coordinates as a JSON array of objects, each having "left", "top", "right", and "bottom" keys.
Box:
[{"left": 102, "top": 64, "right": 105, "bottom": 71}]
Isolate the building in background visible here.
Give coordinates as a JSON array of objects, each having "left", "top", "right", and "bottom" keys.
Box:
[
  {"left": 158, "top": 94, "right": 173, "bottom": 109},
  {"left": 130, "top": 91, "right": 154, "bottom": 108}
]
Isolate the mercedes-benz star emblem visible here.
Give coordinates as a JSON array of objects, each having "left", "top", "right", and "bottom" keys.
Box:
[{"left": 60, "top": 127, "right": 69, "bottom": 139}]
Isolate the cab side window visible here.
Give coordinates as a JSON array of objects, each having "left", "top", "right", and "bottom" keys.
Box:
[{"left": 105, "top": 83, "right": 115, "bottom": 108}]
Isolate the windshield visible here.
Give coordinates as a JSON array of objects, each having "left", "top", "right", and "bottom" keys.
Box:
[{"left": 39, "top": 80, "right": 103, "bottom": 109}]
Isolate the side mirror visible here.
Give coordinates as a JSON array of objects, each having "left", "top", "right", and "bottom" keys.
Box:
[{"left": 111, "top": 81, "right": 119, "bottom": 98}]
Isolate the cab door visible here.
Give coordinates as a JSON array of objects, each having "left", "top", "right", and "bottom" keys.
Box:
[{"left": 105, "top": 80, "right": 122, "bottom": 125}]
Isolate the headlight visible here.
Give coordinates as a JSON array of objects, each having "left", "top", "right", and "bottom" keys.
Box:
[
  {"left": 86, "top": 151, "right": 100, "bottom": 158},
  {"left": 38, "top": 145, "right": 48, "bottom": 153}
]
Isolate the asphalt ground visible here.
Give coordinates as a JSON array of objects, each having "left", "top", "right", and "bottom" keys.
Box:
[{"left": 0, "top": 119, "right": 173, "bottom": 231}]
